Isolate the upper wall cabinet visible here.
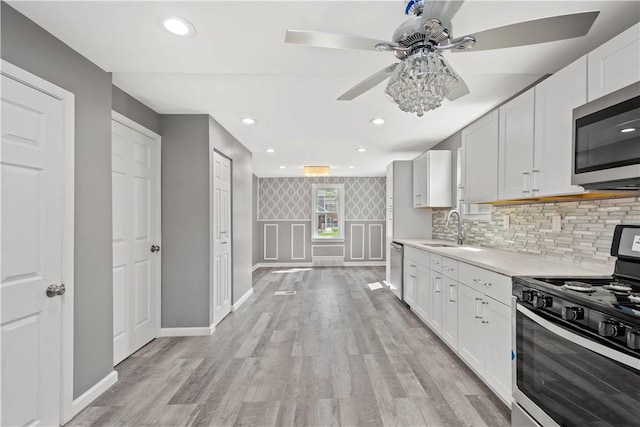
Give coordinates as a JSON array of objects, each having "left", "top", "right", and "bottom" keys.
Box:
[
  {"left": 534, "top": 56, "right": 587, "bottom": 197},
  {"left": 587, "top": 23, "right": 640, "bottom": 102},
  {"left": 498, "top": 88, "right": 535, "bottom": 200},
  {"left": 413, "top": 150, "right": 452, "bottom": 208},
  {"left": 462, "top": 110, "right": 499, "bottom": 204}
]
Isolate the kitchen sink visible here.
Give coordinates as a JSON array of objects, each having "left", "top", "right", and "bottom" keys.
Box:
[{"left": 420, "top": 242, "right": 457, "bottom": 247}]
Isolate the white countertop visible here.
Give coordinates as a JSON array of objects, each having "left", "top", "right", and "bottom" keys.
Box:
[{"left": 394, "top": 239, "right": 613, "bottom": 277}]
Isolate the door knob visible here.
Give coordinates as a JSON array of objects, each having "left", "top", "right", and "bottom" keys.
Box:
[
  {"left": 150, "top": 245, "right": 160, "bottom": 253},
  {"left": 46, "top": 284, "right": 66, "bottom": 297}
]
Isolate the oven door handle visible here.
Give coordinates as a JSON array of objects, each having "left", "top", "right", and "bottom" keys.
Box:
[{"left": 517, "top": 304, "right": 640, "bottom": 371}]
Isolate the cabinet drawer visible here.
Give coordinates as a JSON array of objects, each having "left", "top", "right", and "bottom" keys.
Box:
[
  {"left": 442, "top": 257, "right": 458, "bottom": 280},
  {"left": 405, "top": 246, "right": 430, "bottom": 267},
  {"left": 458, "top": 262, "right": 512, "bottom": 305},
  {"left": 430, "top": 254, "right": 443, "bottom": 273}
]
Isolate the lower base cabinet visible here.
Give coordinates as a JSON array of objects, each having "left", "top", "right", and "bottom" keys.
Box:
[
  {"left": 442, "top": 276, "right": 458, "bottom": 350},
  {"left": 457, "top": 282, "right": 512, "bottom": 404}
]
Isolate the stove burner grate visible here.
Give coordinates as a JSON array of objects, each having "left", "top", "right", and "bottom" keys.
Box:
[
  {"left": 605, "top": 282, "right": 633, "bottom": 292},
  {"left": 562, "top": 281, "right": 595, "bottom": 292}
]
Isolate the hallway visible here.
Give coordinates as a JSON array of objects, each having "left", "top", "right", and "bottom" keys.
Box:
[{"left": 67, "top": 267, "right": 510, "bottom": 426}]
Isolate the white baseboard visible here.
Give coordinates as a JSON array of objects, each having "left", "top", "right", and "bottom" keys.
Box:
[
  {"left": 254, "top": 262, "right": 314, "bottom": 269},
  {"left": 232, "top": 287, "right": 254, "bottom": 312},
  {"left": 343, "top": 261, "right": 386, "bottom": 267},
  {"left": 252, "top": 264, "right": 260, "bottom": 272},
  {"left": 71, "top": 370, "right": 118, "bottom": 418},
  {"left": 159, "top": 324, "right": 215, "bottom": 337}
]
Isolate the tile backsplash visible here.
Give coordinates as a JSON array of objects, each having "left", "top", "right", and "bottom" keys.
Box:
[{"left": 432, "top": 196, "right": 640, "bottom": 267}]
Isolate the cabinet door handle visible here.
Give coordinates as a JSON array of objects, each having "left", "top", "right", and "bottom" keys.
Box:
[
  {"left": 435, "top": 277, "right": 441, "bottom": 293},
  {"left": 473, "top": 278, "right": 486, "bottom": 286},
  {"left": 522, "top": 171, "right": 531, "bottom": 194},
  {"left": 532, "top": 169, "right": 540, "bottom": 193},
  {"left": 449, "top": 284, "right": 455, "bottom": 302},
  {"left": 475, "top": 297, "right": 483, "bottom": 319}
]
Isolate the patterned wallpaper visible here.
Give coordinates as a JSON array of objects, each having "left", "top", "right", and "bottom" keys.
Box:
[
  {"left": 432, "top": 196, "right": 640, "bottom": 267},
  {"left": 258, "top": 177, "right": 386, "bottom": 220}
]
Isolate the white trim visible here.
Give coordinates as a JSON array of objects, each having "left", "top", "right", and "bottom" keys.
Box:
[
  {"left": 350, "top": 224, "right": 366, "bottom": 260},
  {"left": 311, "top": 183, "right": 345, "bottom": 240},
  {"left": 258, "top": 219, "right": 312, "bottom": 222},
  {"left": 368, "top": 224, "right": 384, "bottom": 261},
  {"left": 231, "top": 287, "right": 254, "bottom": 312},
  {"left": 252, "top": 264, "right": 261, "bottom": 272},
  {"left": 345, "top": 219, "right": 386, "bottom": 222},
  {"left": 311, "top": 244, "right": 345, "bottom": 258},
  {"left": 343, "top": 261, "right": 386, "bottom": 267},
  {"left": 263, "top": 223, "right": 279, "bottom": 260},
  {"left": 110, "top": 111, "right": 163, "bottom": 345},
  {"left": 71, "top": 371, "right": 118, "bottom": 418},
  {"left": 1, "top": 60, "right": 77, "bottom": 425},
  {"left": 159, "top": 325, "right": 215, "bottom": 337},
  {"left": 291, "top": 223, "right": 306, "bottom": 260},
  {"left": 253, "top": 262, "right": 314, "bottom": 269}
]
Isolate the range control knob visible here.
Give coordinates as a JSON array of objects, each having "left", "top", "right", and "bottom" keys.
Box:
[
  {"left": 521, "top": 289, "right": 534, "bottom": 303},
  {"left": 561, "top": 307, "right": 584, "bottom": 321},
  {"left": 627, "top": 329, "right": 640, "bottom": 350},
  {"left": 532, "top": 294, "right": 552, "bottom": 309},
  {"left": 598, "top": 321, "right": 624, "bottom": 337}
]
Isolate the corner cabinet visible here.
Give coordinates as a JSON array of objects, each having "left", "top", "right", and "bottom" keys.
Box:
[
  {"left": 587, "top": 22, "right": 640, "bottom": 102},
  {"left": 461, "top": 111, "right": 499, "bottom": 204},
  {"left": 413, "top": 150, "right": 452, "bottom": 208}
]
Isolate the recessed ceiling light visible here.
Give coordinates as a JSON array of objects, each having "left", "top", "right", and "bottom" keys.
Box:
[
  {"left": 357, "top": 148, "right": 367, "bottom": 152},
  {"left": 348, "top": 165, "right": 355, "bottom": 169},
  {"left": 266, "top": 148, "right": 275, "bottom": 153},
  {"left": 279, "top": 165, "right": 286, "bottom": 169},
  {"left": 370, "top": 118, "right": 385, "bottom": 125},
  {"left": 242, "top": 117, "right": 256, "bottom": 125},
  {"left": 621, "top": 127, "right": 637, "bottom": 133},
  {"left": 161, "top": 15, "right": 196, "bottom": 37}
]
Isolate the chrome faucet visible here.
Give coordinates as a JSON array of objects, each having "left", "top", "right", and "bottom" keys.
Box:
[{"left": 445, "top": 209, "right": 465, "bottom": 245}]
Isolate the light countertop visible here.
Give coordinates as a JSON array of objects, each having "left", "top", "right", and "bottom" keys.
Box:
[{"left": 394, "top": 238, "right": 613, "bottom": 277}]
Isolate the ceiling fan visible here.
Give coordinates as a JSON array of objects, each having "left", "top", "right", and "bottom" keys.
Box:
[{"left": 285, "top": 0, "right": 599, "bottom": 116}]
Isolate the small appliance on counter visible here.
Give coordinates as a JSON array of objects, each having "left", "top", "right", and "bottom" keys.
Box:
[{"left": 512, "top": 224, "right": 640, "bottom": 427}]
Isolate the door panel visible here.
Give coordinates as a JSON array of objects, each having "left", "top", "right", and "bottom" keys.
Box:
[
  {"left": 1, "top": 74, "right": 65, "bottom": 426},
  {"left": 112, "top": 120, "right": 159, "bottom": 364},
  {"left": 213, "top": 152, "right": 232, "bottom": 326}
]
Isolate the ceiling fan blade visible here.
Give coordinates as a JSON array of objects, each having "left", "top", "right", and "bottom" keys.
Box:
[
  {"left": 285, "top": 29, "right": 393, "bottom": 51},
  {"left": 462, "top": 11, "right": 600, "bottom": 52},
  {"left": 422, "top": 1, "right": 465, "bottom": 26},
  {"left": 338, "top": 64, "right": 398, "bottom": 101},
  {"left": 447, "top": 76, "right": 470, "bottom": 101}
]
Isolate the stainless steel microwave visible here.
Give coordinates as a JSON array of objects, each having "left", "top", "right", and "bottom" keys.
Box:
[{"left": 572, "top": 82, "right": 640, "bottom": 190}]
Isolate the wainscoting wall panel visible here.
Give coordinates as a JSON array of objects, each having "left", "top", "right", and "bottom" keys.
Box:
[
  {"left": 350, "top": 224, "right": 365, "bottom": 260},
  {"left": 291, "top": 224, "right": 306, "bottom": 260},
  {"left": 263, "top": 224, "right": 278, "bottom": 260},
  {"left": 369, "top": 223, "right": 384, "bottom": 260}
]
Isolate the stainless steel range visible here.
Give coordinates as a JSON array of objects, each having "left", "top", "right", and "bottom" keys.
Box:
[{"left": 512, "top": 224, "right": 640, "bottom": 427}]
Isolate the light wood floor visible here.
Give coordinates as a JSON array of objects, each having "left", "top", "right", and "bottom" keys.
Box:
[{"left": 68, "top": 266, "right": 510, "bottom": 426}]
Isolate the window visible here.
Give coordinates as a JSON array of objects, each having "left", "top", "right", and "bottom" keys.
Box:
[
  {"left": 457, "top": 147, "right": 491, "bottom": 218},
  {"left": 312, "top": 184, "right": 344, "bottom": 241}
]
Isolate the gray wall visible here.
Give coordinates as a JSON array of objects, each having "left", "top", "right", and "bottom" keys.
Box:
[
  {"left": 160, "top": 115, "right": 211, "bottom": 328},
  {"left": 252, "top": 174, "right": 260, "bottom": 267},
  {"left": 209, "top": 117, "right": 253, "bottom": 305},
  {"left": 1, "top": 3, "right": 113, "bottom": 398},
  {"left": 112, "top": 85, "right": 161, "bottom": 135},
  {"left": 161, "top": 115, "right": 254, "bottom": 328}
]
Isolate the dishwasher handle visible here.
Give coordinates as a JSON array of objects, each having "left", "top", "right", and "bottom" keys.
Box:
[{"left": 391, "top": 243, "right": 403, "bottom": 251}]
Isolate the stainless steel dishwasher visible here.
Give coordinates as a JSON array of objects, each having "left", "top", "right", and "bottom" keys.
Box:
[{"left": 389, "top": 242, "right": 403, "bottom": 300}]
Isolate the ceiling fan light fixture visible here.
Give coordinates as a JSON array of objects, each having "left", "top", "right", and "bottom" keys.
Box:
[
  {"left": 303, "top": 165, "right": 330, "bottom": 177},
  {"left": 385, "top": 50, "right": 461, "bottom": 117}
]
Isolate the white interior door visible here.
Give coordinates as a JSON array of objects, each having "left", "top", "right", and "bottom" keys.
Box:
[
  {"left": 112, "top": 119, "right": 159, "bottom": 365},
  {"left": 212, "top": 152, "right": 232, "bottom": 326},
  {"left": 1, "top": 74, "right": 65, "bottom": 426}
]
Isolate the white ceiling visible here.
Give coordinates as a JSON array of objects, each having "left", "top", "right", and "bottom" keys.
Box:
[{"left": 10, "top": 1, "right": 640, "bottom": 177}]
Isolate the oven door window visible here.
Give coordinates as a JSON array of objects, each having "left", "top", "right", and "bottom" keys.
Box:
[
  {"left": 575, "top": 96, "right": 640, "bottom": 173},
  {"left": 516, "top": 307, "right": 640, "bottom": 427}
]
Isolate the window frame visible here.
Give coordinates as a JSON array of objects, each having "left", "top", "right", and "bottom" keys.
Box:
[{"left": 311, "top": 183, "right": 345, "bottom": 242}]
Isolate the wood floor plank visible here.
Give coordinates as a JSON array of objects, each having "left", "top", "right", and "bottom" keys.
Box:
[{"left": 67, "top": 266, "right": 510, "bottom": 427}]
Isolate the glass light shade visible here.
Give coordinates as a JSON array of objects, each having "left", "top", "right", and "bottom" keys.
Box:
[
  {"left": 303, "top": 165, "right": 330, "bottom": 177},
  {"left": 385, "top": 51, "right": 461, "bottom": 117}
]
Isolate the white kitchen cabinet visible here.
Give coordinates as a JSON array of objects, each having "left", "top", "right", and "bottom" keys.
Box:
[
  {"left": 442, "top": 275, "right": 458, "bottom": 350},
  {"left": 415, "top": 264, "right": 430, "bottom": 322},
  {"left": 587, "top": 23, "right": 640, "bottom": 102},
  {"left": 457, "top": 283, "right": 485, "bottom": 374},
  {"left": 403, "top": 258, "right": 417, "bottom": 307},
  {"left": 462, "top": 110, "right": 499, "bottom": 204},
  {"left": 533, "top": 56, "right": 587, "bottom": 197},
  {"left": 498, "top": 89, "right": 535, "bottom": 200},
  {"left": 484, "top": 297, "right": 512, "bottom": 404},
  {"left": 428, "top": 268, "right": 444, "bottom": 335},
  {"left": 413, "top": 150, "right": 452, "bottom": 208}
]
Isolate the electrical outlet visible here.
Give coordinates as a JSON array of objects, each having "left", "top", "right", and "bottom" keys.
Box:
[
  {"left": 552, "top": 215, "right": 562, "bottom": 232},
  {"left": 503, "top": 215, "right": 510, "bottom": 229}
]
